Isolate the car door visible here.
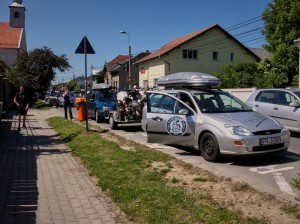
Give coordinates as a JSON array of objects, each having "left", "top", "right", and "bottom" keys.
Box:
[
  {"left": 251, "top": 90, "right": 276, "bottom": 116},
  {"left": 146, "top": 92, "right": 196, "bottom": 147},
  {"left": 272, "top": 90, "right": 300, "bottom": 129},
  {"left": 86, "top": 90, "right": 95, "bottom": 117}
]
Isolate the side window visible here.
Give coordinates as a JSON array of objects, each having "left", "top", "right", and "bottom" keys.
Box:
[
  {"left": 276, "top": 91, "right": 296, "bottom": 106},
  {"left": 255, "top": 91, "right": 275, "bottom": 103},
  {"left": 179, "top": 93, "right": 196, "bottom": 111},
  {"left": 148, "top": 94, "right": 176, "bottom": 114},
  {"left": 87, "top": 91, "right": 94, "bottom": 101},
  {"left": 14, "top": 12, "right": 20, "bottom": 18}
]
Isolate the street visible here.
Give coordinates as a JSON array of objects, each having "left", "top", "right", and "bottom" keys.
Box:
[{"left": 66, "top": 106, "right": 300, "bottom": 205}]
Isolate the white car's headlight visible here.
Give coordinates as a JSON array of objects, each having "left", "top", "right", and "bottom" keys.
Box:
[{"left": 224, "top": 125, "right": 253, "bottom": 136}]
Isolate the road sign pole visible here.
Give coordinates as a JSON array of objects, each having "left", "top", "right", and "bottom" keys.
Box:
[
  {"left": 84, "top": 37, "right": 88, "bottom": 131},
  {"left": 75, "top": 35, "right": 95, "bottom": 132}
]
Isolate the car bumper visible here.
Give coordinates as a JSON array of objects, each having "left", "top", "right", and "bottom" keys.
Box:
[{"left": 218, "top": 131, "right": 290, "bottom": 155}]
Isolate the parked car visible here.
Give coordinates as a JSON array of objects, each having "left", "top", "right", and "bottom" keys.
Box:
[
  {"left": 246, "top": 88, "right": 300, "bottom": 133},
  {"left": 57, "top": 92, "right": 76, "bottom": 107},
  {"left": 86, "top": 83, "right": 117, "bottom": 122},
  {"left": 142, "top": 72, "right": 290, "bottom": 162},
  {"left": 47, "top": 91, "right": 60, "bottom": 106}
]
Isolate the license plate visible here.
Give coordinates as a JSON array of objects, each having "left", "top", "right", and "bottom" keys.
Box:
[{"left": 260, "top": 137, "right": 281, "bottom": 146}]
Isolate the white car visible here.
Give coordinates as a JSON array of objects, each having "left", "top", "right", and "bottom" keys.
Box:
[
  {"left": 246, "top": 89, "right": 300, "bottom": 133},
  {"left": 142, "top": 72, "right": 290, "bottom": 162}
]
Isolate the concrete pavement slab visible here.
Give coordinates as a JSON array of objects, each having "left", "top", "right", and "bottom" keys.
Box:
[{"left": 0, "top": 108, "right": 128, "bottom": 224}]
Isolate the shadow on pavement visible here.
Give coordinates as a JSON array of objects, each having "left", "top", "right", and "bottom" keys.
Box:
[{"left": 0, "top": 111, "right": 70, "bottom": 223}]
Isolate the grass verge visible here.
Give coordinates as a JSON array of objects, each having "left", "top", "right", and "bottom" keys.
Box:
[
  {"left": 33, "top": 99, "right": 52, "bottom": 110},
  {"left": 48, "top": 116, "right": 271, "bottom": 224}
]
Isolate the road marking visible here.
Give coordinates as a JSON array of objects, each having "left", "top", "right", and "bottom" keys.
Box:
[
  {"left": 250, "top": 165, "right": 294, "bottom": 174},
  {"left": 273, "top": 172, "right": 296, "bottom": 196}
]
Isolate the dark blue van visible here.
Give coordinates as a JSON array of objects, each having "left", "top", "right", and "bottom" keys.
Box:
[{"left": 86, "top": 84, "right": 117, "bottom": 123}]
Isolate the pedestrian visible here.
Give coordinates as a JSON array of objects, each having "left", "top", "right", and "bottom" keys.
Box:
[
  {"left": 63, "top": 89, "right": 73, "bottom": 121},
  {"left": 13, "top": 85, "right": 29, "bottom": 131}
]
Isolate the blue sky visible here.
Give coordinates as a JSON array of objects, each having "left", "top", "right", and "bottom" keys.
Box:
[{"left": 0, "top": 0, "right": 271, "bottom": 84}]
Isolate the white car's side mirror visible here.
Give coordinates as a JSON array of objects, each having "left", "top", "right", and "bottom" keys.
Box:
[
  {"left": 289, "top": 101, "right": 300, "bottom": 107},
  {"left": 179, "top": 109, "right": 189, "bottom": 115}
]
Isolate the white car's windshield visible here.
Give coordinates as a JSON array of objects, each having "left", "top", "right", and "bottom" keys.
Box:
[{"left": 192, "top": 92, "right": 252, "bottom": 113}]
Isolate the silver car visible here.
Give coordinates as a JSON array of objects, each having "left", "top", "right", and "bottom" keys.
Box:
[
  {"left": 246, "top": 89, "right": 300, "bottom": 133},
  {"left": 142, "top": 72, "right": 290, "bottom": 162}
]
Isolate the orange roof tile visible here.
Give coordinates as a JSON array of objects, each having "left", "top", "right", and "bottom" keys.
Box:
[
  {"left": 135, "top": 24, "right": 259, "bottom": 64},
  {"left": 135, "top": 24, "right": 217, "bottom": 64},
  {"left": 110, "top": 55, "right": 129, "bottom": 64},
  {"left": 0, "top": 22, "right": 22, "bottom": 49}
]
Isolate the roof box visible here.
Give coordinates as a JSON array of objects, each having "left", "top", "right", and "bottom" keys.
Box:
[
  {"left": 157, "top": 72, "right": 222, "bottom": 87},
  {"left": 92, "top": 83, "right": 111, "bottom": 90}
]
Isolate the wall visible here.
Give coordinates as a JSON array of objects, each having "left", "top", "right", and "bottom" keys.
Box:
[
  {"left": 222, "top": 88, "right": 256, "bottom": 102},
  {"left": 0, "top": 49, "right": 19, "bottom": 67}
]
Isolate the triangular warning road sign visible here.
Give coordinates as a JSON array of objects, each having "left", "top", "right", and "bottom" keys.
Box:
[{"left": 75, "top": 36, "right": 95, "bottom": 54}]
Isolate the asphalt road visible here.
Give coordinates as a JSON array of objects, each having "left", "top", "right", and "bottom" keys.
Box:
[{"left": 66, "top": 107, "right": 300, "bottom": 205}]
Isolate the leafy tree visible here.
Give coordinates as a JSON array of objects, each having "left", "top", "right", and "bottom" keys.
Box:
[
  {"left": 0, "top": 60, "right": 9, "bottom": 74},
  {"left": 66, "top": 79, "right": 79, "bottom": 91},
  {"left": 4, "top": 47, "right": 71, "bottom": 91},
  {"left": 213, "top": 63, "right": 259, "bottom": 88},
  {"left": 262, "top": 0, "right": 300, "bottom": 86},
  {"left": 96, "top": 74, "right": 104, "bottom": 83}
]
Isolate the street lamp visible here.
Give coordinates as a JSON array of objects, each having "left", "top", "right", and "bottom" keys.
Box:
[
  {"left": 120, "top": 30, "right": 132, "bottom": 88},
  {"left": 294, "top": 37, "right": 300, "bottom": 88}
]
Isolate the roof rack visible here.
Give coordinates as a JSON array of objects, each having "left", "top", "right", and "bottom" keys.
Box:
[{"left": 157, "top": 72, "right": 222, "bottom": 88}]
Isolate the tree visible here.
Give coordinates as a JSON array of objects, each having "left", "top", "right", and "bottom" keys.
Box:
[
  {"left": 262, "top": 0, "right": 300, "bottom": 86},
  {"left": 4, "top": 47, "right": 71, "bottom": 91},
  {"left": 213, "top": 63, "right": 259, "bottom": 88},
  {"left": 66, "top": 79, "right": 79, "bottom": 91},
  {"left": 96, "top": 74, "right": 104, "bottom": 83},
  {"left": 0, "top": 60, "right": 9, "bottom": 74}
]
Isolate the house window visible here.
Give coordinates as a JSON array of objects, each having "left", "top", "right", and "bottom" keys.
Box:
[
  {"left": 14, "top": 12, "right": 20, "bottom": 18},
  {"left": 183, "top": 50, "right": 198, "bottom": 59},
  {"left": 124, "top": 63, "right": 128, "bottom": 71},
  {"left": 143, "top": 80, "right": 148, "bottom": 89},
  {"left": 212, "top": 51, "right": 218, "bottom": 61},
  {"left": 230, "top": 53, "right": 234, "bottom": 63},
  {"left": 153, "top": 78, "right": 158, "bottom": 88}
]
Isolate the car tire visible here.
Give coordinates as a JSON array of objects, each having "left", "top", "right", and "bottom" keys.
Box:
[
  {"left": 199, "top": 132, "right": 220, "bottom": 162},
  {"left": 95, "top": 110, "right": 100, "bottom": 123},
  {"left": 109, "top": 115, "right": 118, "bottom": 130}
]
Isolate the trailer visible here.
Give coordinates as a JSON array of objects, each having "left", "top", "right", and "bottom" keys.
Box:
[{"left": 108, "top": 90, "right": 145, "bottom": 130}]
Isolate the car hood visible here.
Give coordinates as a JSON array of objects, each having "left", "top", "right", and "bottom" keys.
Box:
[{"left": 205, "top": 111, "right": 282, "bottom": 132}]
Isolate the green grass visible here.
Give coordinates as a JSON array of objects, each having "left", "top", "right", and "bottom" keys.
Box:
[
  {"left": 48, "top": 116, "right": 269, "bottom": 224},
  {"left": 33, "top": 99, "right": 52, "bottom": 110}
]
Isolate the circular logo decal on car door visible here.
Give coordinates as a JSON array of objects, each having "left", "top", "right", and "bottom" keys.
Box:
[{"left": 166, "top": 116, "right": 187, "bottom": 136}]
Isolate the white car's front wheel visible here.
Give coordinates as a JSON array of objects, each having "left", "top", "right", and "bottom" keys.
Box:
[{"left": 199, "top": 133, "right": 220, "bottom": 162}]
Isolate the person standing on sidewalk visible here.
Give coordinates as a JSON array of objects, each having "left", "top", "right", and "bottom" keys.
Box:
[
  {"left": 63, "top": 89, "right": 73, "bottom": 121},
  {"left": 13, "top": 85, "right": 29, "bottom": 131}
]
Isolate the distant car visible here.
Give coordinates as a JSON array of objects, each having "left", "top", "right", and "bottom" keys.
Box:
[
  {"left": 142, "top": 72, "right": 290, "bottom": 162},
  {"left": 246, "top": 88, "right": 300, "bottom": 133},
  {"left": 86, "top": 83, "right": 117, "bottom": 122},
  {"left": 48, "top": 91, "right": 60, "bottom": 106},
  {"left": 57, "top": 92, "right": 76, "bottom": 107}
]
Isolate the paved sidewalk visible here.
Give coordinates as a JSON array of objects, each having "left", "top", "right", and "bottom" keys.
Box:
[{"left": 0, "top": 108, "right": 126, "bottom": 224}]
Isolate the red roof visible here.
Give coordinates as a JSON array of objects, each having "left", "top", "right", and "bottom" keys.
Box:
[
  {"left": 0, "top": 22, "right": 22, "bottom": 49},
  {"left": 135, "top": 24, "right": 260, "bottom": 64},
  {"left": 110, "top": 55, "right": 129, "bottom": 64},
  {"left": 135, "top": 25, "right": 217, "bottom": 64}
]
